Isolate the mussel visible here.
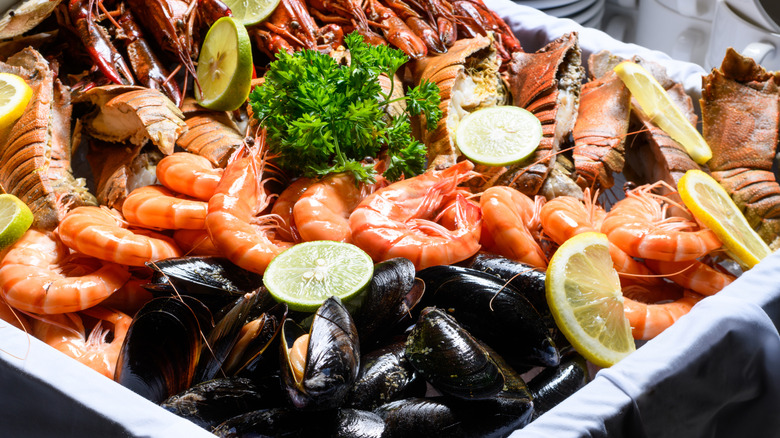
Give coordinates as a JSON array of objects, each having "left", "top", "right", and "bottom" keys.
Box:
[
  {"left": 213, "top": 408, "right": 385, "bottom": 437},
  {"left": 405, "top": 307, "right": 504, "bottom": 400},
  {"left": 528, "top": 352, "right": 590, "bottom": 419},
  {"left": 280, "top": 296, "right": 360, "bottom": 410}
]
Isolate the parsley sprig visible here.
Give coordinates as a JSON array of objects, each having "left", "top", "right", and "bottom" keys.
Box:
[{"left": 249, "top": 33, "right": 442, "bottom": 183}]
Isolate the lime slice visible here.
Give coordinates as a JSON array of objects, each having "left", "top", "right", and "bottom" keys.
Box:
[
  {"left": 223, "top": 0, "right": 280, "bottom": 26},
  {"left": 263, "top": 241, "right": 374, "bottom": 312},
  {"left": 0, "top": 72, "right": 32, "bottom": 130},
  {"left": 614, "top": 61, "right": 712, "bottom": 164},
  {"left": 196, "top": 17, "right": 253, "bottom": 111},
  {"left": 678, "top": 169, "right": 771, "bottom": 269},
  {"left": 546, "top": 232, "right": 635, "bottom": 367},
  {"left": 0, "top": 194, "right": 33, "bottom": 250},
  {"left": 455, "top": 106, "right": 542, "bottom": 166}
]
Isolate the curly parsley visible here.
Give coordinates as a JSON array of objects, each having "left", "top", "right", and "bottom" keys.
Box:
[{"left": 249, "top": 32, "right": 442, "bottom": 183}]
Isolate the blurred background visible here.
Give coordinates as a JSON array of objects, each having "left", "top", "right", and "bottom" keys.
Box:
[{"left": 513, "top": 0, "right": 780, "bottom": 70}]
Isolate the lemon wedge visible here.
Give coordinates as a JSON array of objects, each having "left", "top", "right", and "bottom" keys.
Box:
[
  {"left": 0, "top": 72, "right": 32, "bottom": 130},
  {"left": 546, "top": 232, "right": 635, "bottom": 367},
  {"left": 0, "top": 194, "right": 34, "bottom": 250},
  {"left": 196, "top": 17, "right": 253, "bottom": 111},
  {"left": 223, "top": 0, "right": 281, "bottom": 26},
  {"left": 614, "top": 61, "right": 712, "bottom": 164},
  {"left": 678, "top": 169, "right": 771, "bottom": 269}
]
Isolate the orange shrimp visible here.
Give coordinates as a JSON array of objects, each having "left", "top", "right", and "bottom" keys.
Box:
[
  {"left": 0, "top": 230, "right": 130, "bottom": 314},
  {"left": 172, "top": 229, "right": 222, "bottom": 256},
  {"left": 479, "top": 186, "right": 547, "bottom": 268},
  {"left": 156, "top": 152, "right": 224, "bottom": 201},
  {"left": 122, "top": 185, "right": 208, "bottom": 230},
  {"left": 645, "top": 259, "right": 736, "bottom": 296},
  {"left": 540, "top": 194, "right": 664, "bottom": 287},
  {"left": 32, "top": 306, "right": 131, "bottom": 378},
  {"left": 0, "top": 295, "right": 29, "bottom": 331},
  {"left": 294, "top": 172, "right": 387, "bottom": 243},
  {"left": 99, "top": 277, "right": 155, "bottom": 315},
  {"left": 349, "top": 160, "right": 481, "bottom": 270},
  {"left": 206, "top": 141, "right": 293, "bottom": 275},
  {"left": 622, "top": 288, "right": 704, "bottom": 340},
  {"left": 58, "top": 206, "right": 182, "bottom": 267},
  {"left": 601, "top": 185, "right": 722, "bottom": 261},
  {"left": 270, "top": 177, "right": 314, "bottom": 243}
]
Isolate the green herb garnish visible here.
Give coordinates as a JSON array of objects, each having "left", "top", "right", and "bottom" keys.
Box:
[{"left": 249, "top": 32, "right": 442, "bottom": 183}]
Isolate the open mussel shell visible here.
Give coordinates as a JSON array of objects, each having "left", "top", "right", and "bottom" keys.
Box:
[
  {"left": 160, "top": 376, "right": 286, "bottom": 430},
  {"left": 213, "top": 408, "right": 384, "bottom": 438},
  {"left": 417, "top": 265, "right": 560, "bottom": 368},
  {"left": 528, "top": 352, "right": 590, "bottom": 419},
  {"left": 115, "top": 296, "right": 212, "bottom": 403},
  {"left": 352, "top": 257, "right": 424, "bottom": 347},
  {"left": 280, "top": 296, "right": 360, "bottom": 410},
  {"left": 225, "top": 302, "right": 288, "bottom": 379},
  {"left": 405, "top": 307, "right": 504, "bottom": 400}
]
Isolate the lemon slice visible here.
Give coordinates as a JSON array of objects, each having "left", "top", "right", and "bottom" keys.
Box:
[
  {"left": 223, "top": 0, "right": 281, "bottom": 26},
  {"left": 678, "top": 169, "right": 771, "bottom": 269},
  {"left": 455, "top": 106, "right": 543, "bottom": 166},
  {"left": 0, "top": 194, "right": 34, "bottom": 250},
  {"left": 546, "top": 232, "right": 635, "bottom": 367},
  {"left": 0, "top": 73, "right": 32, "bottom": 130},
  {"left": 196, "top": 17, "right": 253, "bottom": 111},
  {"left": 614, "top": 61, "right": 712, "bottom": 165},
  {"left": 263, "top": 241, "right": 374, "bottom": 312}
]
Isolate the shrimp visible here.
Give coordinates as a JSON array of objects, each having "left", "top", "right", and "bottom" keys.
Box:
[
  {"left": 0, "top": 230, "right": 130, "bottom": 314},
  {"left": 540, "top": 194, "right": 664, "bottom": 287},
  {"left": 645, "top": 259, "right": 736, "bottom": 296},
  {"left": 172, "top": 229, "right": 222, "bottom": 256},
  {"left": 206, "top": 140, "right": 293, "bottom": 275},
  {"left": 349, "top": 160, "right": 481, "bottom": 270},
  {"left": 122, "top": 185, "right": 208, "bottom": 230},
  {"left": 58, "top": 206, "right": 181, "bottom": 267},
  {"left": 156, "top": 152, "right": 224, "bottom": 201},
  {"left": 270, "top": 177, "right": 314, "bottom": 243},
  {"left": 32, "top": 306, "right": 131, "bottom": 378},
  {"left": 99, "top": 277, "right": 155, "bottom": 315},
  {"left": 479, "top": 186, "right": 547, "bottom": 268},
  {"left": 294, "top": 172, "right": 387, "bottom": 243},
  {"left": 601, "top": 185, "right": 722, "bottom": 261},
  {"left": 622, "top": 288, "right": 704, "bottom": 340},
  {"left": 0, "top": 295, "right": 29, "bottom": 332}
]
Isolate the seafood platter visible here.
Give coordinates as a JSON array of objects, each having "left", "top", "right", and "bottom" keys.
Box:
[{"left": 0, "top": 0, "right": 779, "bottom": 435}]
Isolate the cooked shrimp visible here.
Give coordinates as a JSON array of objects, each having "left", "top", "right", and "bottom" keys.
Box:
[
  {"left": 173, "top": 229, "right": 222, "bottom": 256},
  {"left": 601, "top": 185, "right": 722, "bottom": 261},
  {"left": 206, "top": 140, "right": 293, "bottom": 275},
  {"left": 156, "top": 152, "right": 224, "bottom": 201},
  {"left": 479, "top": 186, "right": 547, "bottom": 268},
  {"left": 270, "top": 177, "right": 314, "bottom": 243},
  {"left": 645, "top": 259, "right": 736, "bottom": 296},
  {"left": 0, "top": 295, "right": 29, "bottom": 331},
  {"left": 294, "top": 172, "right": 387, "bottom": 243},
  {"left": 0, "top": 230, "right": 130, "bottom": 314},
  {"left": 349, "top": 160, "right": 481, "bottom": 270},
  {"left": 623, "top": 288, "right": 704, "bottom": 340},
  {"left": 32, "top": 306, "right": 131, "bottom": 378},
  {"left": 99, "top": 277, "right": 155, "bottom": 316},
  {"left": 122, "top": 185, "right": 208, "bottom": 230},
  {"left": 58, "top": 206, "right": 181, "bottom": 266}
]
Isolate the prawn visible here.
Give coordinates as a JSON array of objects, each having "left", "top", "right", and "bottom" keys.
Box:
[
  {"left": 206, "top": 137, "right": 293, "bottom": 275},
  {"left": 58, "top": 206, "right": 182, "bottom": 267},
  {"left": 349, "top": 160, "right": 482, "bottom": 270},
  {"left": 270, "top": 177, "right": 314, "bottom": 243},
  {"left": 122, "top": 185, "right": 208, "bottom": 230},
  {"left": 0, "top": 230, "right": 130, "bottom": 314},
  {"left": 622, "top": 287, "right": 704, "bottom": 340},
  {"left": 99, "top": 277, "right": 155, "bottom": 316},
  {"left": 645, "top": 259, "right": 736, "bottom": 296},
  {"left": 32, "top": 306, "right": 131, "bottom": 378},
  {"left": 172, "top": 229, "right": 222, "bottom": 256},
  {"left": 156, "top": 152, "right": 224, "bottom": 201},
  {"left": 601, "top": 184, "right": 722, "bottom": 261},
  {"left": 293, "top": 172, "right": 387, "bottom": 243},
  {"left": 479, "top": 186, "right": 547, "bottom": 268}
]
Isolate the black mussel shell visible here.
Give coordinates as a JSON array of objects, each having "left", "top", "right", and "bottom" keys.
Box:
[
  {"left": 280, "top": 296, "right": 360, "bottom": 410},
  {"left": 417, "top": 265, "right": 560, "bottom": 368},
  {"left": 528, "top": 352, "right": 589, "bottom": 419},
  {"left": 213, "top": 408, "right": 384, "bottom": 438},
  {"left": 161, "top": 376, "right": 286, "bottom": 430},
  {"left": 345, "top": 341, "right": 426, "bottom": 411},
  {"left": 405, "top": 307, "right": 504, "bottom": 400},
  {"left": 353, "top": 258, "right": 424, "bottom": 348},
  {"left": 225, "top": 302, "right": 288, "bottom": 378},
  {"left": 335, "top": 409, "right": 386, "bottom": 438},
  {"left": 115, "top": 296, "right": 212, "bottom": 403}
]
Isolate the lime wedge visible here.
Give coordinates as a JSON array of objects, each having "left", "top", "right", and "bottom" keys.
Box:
[
  {"left": 546, "top": 232, "right": 635, "bottom": 367},
  {"left": 196, "top": 17, "right": 253, "bottom": 111},
  {"left": 224, "top": 0, "right": 281, "bottom": 26},
  {"left": 263, "top": 241, "right": 374, "bottom": 312},
  {"left": 455, "top": 106, "right": 542, "bottom": 166},
  {"left": 0, "top": 72, "right": 32, "bottom": 130},
  {"left": 0, "top": 194, "right": 33, "bottom": 250},
  {"left": 614, "top": 61, "right": 712, "bottom": 164},
  {"left": 678, "top": 169, "right": 771, "bottom": 269}
]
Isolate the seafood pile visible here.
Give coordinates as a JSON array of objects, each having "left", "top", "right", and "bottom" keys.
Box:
[{"left": 0, "top": 0, "right": 775, "bottom": 434}]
